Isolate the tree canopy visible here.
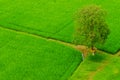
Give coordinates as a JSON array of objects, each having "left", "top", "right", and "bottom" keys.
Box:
[{"left": 73, "top": 5, "right": 110, "bottom": 49}]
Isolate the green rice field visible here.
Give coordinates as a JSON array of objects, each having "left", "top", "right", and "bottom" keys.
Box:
[
  {"left": 0, "top": 27, "right": 82, "bottom": 80},
  {"left": 0, "top": 0, "right": 120, "bottom": 80},
  {"left": 0, "top": 0, "right": 120, "bottom": 53},
  {"left": 70, "top": 52, "right": 120, "bottom": 80}
]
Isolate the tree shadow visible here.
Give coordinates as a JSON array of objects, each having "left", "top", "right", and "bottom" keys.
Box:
[{"left": 87, "top": 53, "right": 107, "bottom": 62}]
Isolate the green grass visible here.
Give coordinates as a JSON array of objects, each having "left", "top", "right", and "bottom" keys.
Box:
[
  {"left": 0, "top": 27, "right": 82, "bottom": 80},
  {"left": 0, "top": 0, "right": 119, "bottom": 53},
  {"left": 69, "top": 52, "right": 110, "bottom": 80},
  {"left": 0, "top": 0, "right": 120, "bottom": 80},
  {"left": 93, "top": 56, "right": 120, "bottom": 80},
  {"left": 69, "top": 52, "right": 120, "bottom": 80},
  {"left": 0, "top": 0, "right": 81, "bottom": 42}
]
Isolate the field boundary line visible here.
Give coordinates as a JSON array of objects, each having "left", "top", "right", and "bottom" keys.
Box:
[
  {"left": 0, "top": 26, "right": 120, "bottom": 80},
  {"left": 0, "top": 26, "right": 76, "bottom": 48},
  {"left": 53, "top": 20, "right": 73, "bottom": 35},
  {"left": 0, "top": 26, "right": 119, "bottom": 54}
]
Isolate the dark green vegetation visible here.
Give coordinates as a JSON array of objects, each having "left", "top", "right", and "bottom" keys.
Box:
[
  {"left": 73, "top": 5, "right": 110, "bottom": 50},
  {"left": 0, "top": 27, "right": 82, "bottom": 80},
  {"left": 70, "top": 52, "right": 120, "bottom": 80},
  {"left": 0, "top": 0, "right": 120, "bottom": 53}
]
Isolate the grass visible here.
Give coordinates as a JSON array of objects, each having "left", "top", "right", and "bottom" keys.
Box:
[
  {"left": 69, "top": 51, "right": 120, "bottom": 80},
  {"left": 93, "top": 56, "right": 120, "bottom": 80},
  {"left": 0, "top": 0, "right": 120, "bottom": 80},
  {"left": 0, "top": 0, "right": 81, "bottom": 42},
  {"left": 0, "top": 27, "right": 82, "bottom": 80},
  {"left": 0, "top": 0, "right": 119, "bottom": 53}
]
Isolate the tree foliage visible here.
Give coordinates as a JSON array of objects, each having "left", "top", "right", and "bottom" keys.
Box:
[{"left": 73, "top": 5, "right": 110, "bottom": 48}]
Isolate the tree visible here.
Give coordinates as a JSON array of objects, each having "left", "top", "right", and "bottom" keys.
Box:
[{"left": 73, "top": 5, "right": 110, "bottom": 55}]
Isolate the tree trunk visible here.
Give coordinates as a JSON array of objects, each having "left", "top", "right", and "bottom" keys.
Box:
[{"left": 91, "top": 46, "right": 95, "bottom": 56}]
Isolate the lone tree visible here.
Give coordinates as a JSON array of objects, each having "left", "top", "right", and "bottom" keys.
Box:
[{"left": 73, "top": 5, "right": 110, "bottom": 55}]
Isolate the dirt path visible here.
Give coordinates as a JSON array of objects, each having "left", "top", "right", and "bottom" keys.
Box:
[
  {"left": 88, "top": 61, "right": 109, "bottom": 80},
  {"left": 115, "top": 51, "right": 120, "bottom": 56},
  {"left": 1, "top": 26, "right": 120, "bottom": 80},
  {"left": 0, "top": 26, "right": 89, "bottom": 52}
]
